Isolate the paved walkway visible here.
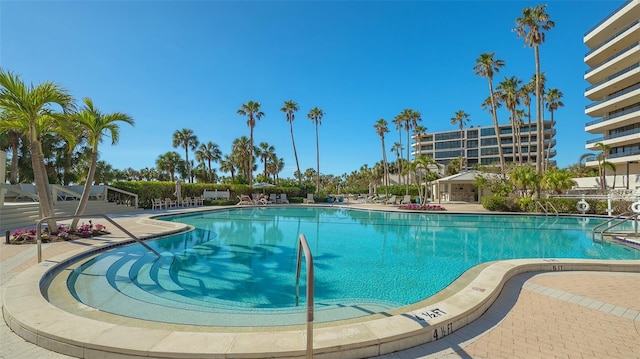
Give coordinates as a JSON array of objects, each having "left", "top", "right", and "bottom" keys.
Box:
[{"left": 1, "top": 205, "right": 639, "bottom": 359}]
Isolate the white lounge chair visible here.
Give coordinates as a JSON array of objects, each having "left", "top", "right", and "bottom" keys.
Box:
[
  {"left": 303, "top": 194, "right": 315, "bottom": 204},
  {"left": 268, "top": 193, "right": 277, "bottom": 204},
  {"left": 400, "top": 195, "right": 412, "bottom": 204},
  {"left": 279, "top": 193, "right": 289, "bottom": 204},
  {"left": 385, "top": 195, "right": 397, "bottom": 204},
  {"left": 15, "top": 184, "right": 38, "bottom": 201},
  {"left": 152, "top": 198, "right": 165, "bottom": 210},
  {"left": 236, "top": 195, "right": 254, "bottom": 205}
]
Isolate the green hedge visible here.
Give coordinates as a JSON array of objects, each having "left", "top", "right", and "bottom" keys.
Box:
[{"left": 481, "top": 195, "right": 634, "bottom": 215}]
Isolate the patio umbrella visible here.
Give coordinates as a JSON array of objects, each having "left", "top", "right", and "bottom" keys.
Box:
[
  {"left": 252, "top": 182, "right": 275, "bottom": 193},
  {"left": 174, "top": 179, "right": 182, "bottom": 198}
]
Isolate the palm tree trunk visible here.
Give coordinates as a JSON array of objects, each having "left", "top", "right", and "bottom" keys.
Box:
[
  {"left": 10, "top": 135, "right": 19, "bottom": 184},
  {"left": 249, "top": 127, "right": 254, "bottom": 186},
  {"left": 534, "top": 46, "right": 542, "bottom": 176},
  {"left": 545, "top": 110, "right": 554, "bottom": 171},
  {"left": 72, "top": 151, "right": 98, "bottom": 230},
  {"left": 30, "top": 136, "right": 57, "bottom": 232},
  {"left": 381, "top": 138, "right": 389, "bottom": 197},
  {"left": 488, "top": 79, "right": 505, "bottom": 173},
  {"left": 315, "top": 122, "right": 320, "bottom": 195},
  {"left": 290, "top": 122, "right": 301, "bottom": 184},
  {"left": 405, "top": 129, "right": 410, "bottom": 195}
]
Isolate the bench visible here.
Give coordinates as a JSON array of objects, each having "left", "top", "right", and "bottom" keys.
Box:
[{"left": 202, "top": 189, "right": 231, "bottom": 200}]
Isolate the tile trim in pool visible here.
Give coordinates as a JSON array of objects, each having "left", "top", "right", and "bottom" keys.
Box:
[{"left": 4, "top": 239, "right": 639, "bottom": 358}]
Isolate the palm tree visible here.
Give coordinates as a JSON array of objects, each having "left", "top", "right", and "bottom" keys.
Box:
[
  {"left": 519, "top": 81, "right": 535, "bottom": 159},
  {"left": 496, "top": 76, "right": 522, "bottom": 165},
  {"left": 392, "top": 115, "right": 404, "bottom": 186},
  {"left": 413, "top": 125, "right": 427, "bottom": 156},
  {"left": 474, "top": 52, "right": 506, "bottom": 173},
  {"left": 172, "top": 128, "right": 198, "bottom": 184},
  {"left": 514, "top": 109, "right": 526, "bottom": 164},
  {"left": 509, "top": 165, "right": 540, "bottom": 198},
  {"left": 541, "top": 168, "right": 576, "bottom": 195},
  {"left": 256, "top": 142, "right": 275, "bottom": 180},
  {"left": 514, "top": 4, "right": 554, "bottom": 175},
  {"left": 308, "top": 107, "right": 324, "bottom": 195},
  {"left": 374, "top": 118, "right": 390, "bottom": 198},
  {"left": 237, "top": 101, "right": 264, "bottom": 187},
  {"left": 450, "top": 110, "right": 470, "bottom": 171},
  {"left": 195, "top": 141, "right": 221, "bottom": 183},
  {"left": 0, "top": 69, "right": 75, "bottom": 231},
  {"left": 72, "top": 98, "right": 133, "bottom": 229},
  {"left": 408, "top": 155, "right": 437, "bottom": 205},
  {"left": 219, "top": 154, "right": 236, "bottom": 182},
  {"left": 156, "top": 151, "right": 183, "bottom": 182},
  {"left": 594, "top": 142, "right": 615, "bottom": 190},
  {"left": 281, "top": 100, "right": 301, "bottom": 183},
  {"left": 545, "top": 87, "right": 563, "bottom": 170}
]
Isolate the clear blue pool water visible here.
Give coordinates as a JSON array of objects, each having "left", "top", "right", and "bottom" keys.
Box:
[{"left": 65, "top": 207, "right": 639, "bottom": 326}]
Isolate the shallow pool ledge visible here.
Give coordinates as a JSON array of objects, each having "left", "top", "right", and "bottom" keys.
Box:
[{"left": 3, "top": 257, "right": 639, "bottom": 359}]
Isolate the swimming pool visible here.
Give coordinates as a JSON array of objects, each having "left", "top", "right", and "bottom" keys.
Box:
[{"left": 58, "top": 207, "right": 639, "bottom": 327}]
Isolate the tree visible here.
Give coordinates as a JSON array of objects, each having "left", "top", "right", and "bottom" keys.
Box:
[
  {"left": 230, "top": 136, "right": 253, "bottom": 182},
  {"left": 237, "top": 100, "right": 264, "bottom": 187},
  {"left": 391, "top": 115, "right": 404, "bottom": 186},
  {"left": 256, "top": 141, "right": 275, "bottom": 180},
  {"left": 156, "top": 151, "right": 183, "bottom": 182},
  {"left": 0, "top": 69, "right": 75, "bottom": 232},
  {"left": 594, "top": 142, "right": 615, "bottom": 190},
  {"left": 374, "top": 118, "right": 390, "bottom": 198},
  {"left": 400, "top": 109, "right": 422, "bottom": 192},
  {"left": 541, "top": 168, "right": 576, "bottom": 195},
  {"left": 281, "top": 100, "right": 301, "bottom": 183},
  {"left": 545, "top": 87, "right": 563, "bottom": 170},
  {"left": 519, "top": 81, "right": 535, "bottom": 158},
  {"left": 474, "top": 52, "right": 506, "bottom": 173},
  {"left": 0, "top": 109, "right": 22, "bottom": 183},
  {"left": 72, "top": 98, "right": 133, "bottom": 229},
  {"left": 408, "top": 155, "right": 437, "bottom": 205},
  {"left": 219, "top": 154, "right": 236, "bottom": 183},
  {"left": 496, "top": 76, "right": 522, "bottom": 166},
  {"left": 413, "top": 125, "right": 427, "bottom": 156},
  {"left": 514, "top": 109, "right": 526, "bottom": 164},
  {"left": 307, "top": 107, "right": 324, "bottom": 195},
  {"left": 450, "top": 110, "right": 470, "bottom": 171},
  {"left": 172, "top": 128, "right": 198, "bottom": 183},
  {"left": 514, "top": 4, "right": 554, "bottom": 176},
  {"left": 509, "top": 165, "right": 540, "bottom": 198},
  {"left": 195, "top": 141, "right": 221, "bottom": 183}
]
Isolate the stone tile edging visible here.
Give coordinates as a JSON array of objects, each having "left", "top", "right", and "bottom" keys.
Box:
[{"left": 3, "top": 243, "right": 639, "bottom": 359}]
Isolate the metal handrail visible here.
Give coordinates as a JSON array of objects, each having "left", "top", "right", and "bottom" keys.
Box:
[
  {"left": 295, "top": 234, "right": 314, "bottom": 359},
  {"left": 536, "top": 201, "right": 549, "bottom": 215},
  {"left": 36, "top": 214, "right": 161, "bottom": 263},
  {"left": 591, "top": 212, "right": 638, "bottom": 241},
  {"left": 600, "top": 213, "right": 639, "bottom": 239},
  {"left": 545, "top": 201, "right": 559, "bottom": 216}
]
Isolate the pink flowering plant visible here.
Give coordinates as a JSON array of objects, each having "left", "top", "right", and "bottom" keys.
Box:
[
  {"left": 9, "top": 221, "right": 110, "bottom": 244},
  {"left": 398, "top": 203, "right": 446, "bottom": 211}
]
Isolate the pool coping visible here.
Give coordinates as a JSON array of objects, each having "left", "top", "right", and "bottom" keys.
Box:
[{"left": 3, "top": 209, "right": 640, "bottom": 358}]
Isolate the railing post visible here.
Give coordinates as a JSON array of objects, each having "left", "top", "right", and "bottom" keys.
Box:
[{"left": 295, "top": 234, "right": 314, "bottom": 358}]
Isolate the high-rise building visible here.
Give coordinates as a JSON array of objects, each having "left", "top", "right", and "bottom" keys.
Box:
[
  {"left": 412, "top": 122, "right": 555, "bottom": 168},
  {"left": 584, "top": 0, "right": 640, "bottom": 185}
]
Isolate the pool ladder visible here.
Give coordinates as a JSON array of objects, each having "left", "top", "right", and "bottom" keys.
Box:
[
  {"left": 295, "top": 234, "right": 315, "bottom": 358},
  {"left": 535, "top": 201, "right": 559, "bottom": 216},
  {"left": 35, "top": 214, "right": 161, "bottom": 263},
  {"left": 591, "top": 212, "right": 640, "bottom": 243}
]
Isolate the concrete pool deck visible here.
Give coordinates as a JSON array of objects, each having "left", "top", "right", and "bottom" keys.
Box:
[{"left": 2, "top": 203, "right": 639, "bottom": 358}]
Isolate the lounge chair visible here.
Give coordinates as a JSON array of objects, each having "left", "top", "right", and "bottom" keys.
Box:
[
  {"left": 152, "top": 198, "right": 165, "bottom": 210},
  {"left": 15, "top": 184, "right": 39, "bottom": 201},
  {"left": 400, "top": 195, "right": 412, "bottom": 204},
  {"left": 236, "top": 195, "right": 254, "bottom": 205},
  {"left": 268, "top": 193, "right": 277, "bottom": 204},
  {"left": 303, "top": 194, "right": 315, "bottom": 204},
  {"left": 279, "top": 193, "right": 289, "bottom": 204},
  {"left": 385, "top": 195, "right": 397, "bottom": 204}
]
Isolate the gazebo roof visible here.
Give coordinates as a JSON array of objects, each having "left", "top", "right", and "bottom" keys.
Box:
[{"left": 434, "top": 170, "right": 484, "bottom": 183}]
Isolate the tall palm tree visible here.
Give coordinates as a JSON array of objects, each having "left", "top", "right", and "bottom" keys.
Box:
[
  {"left": 392, "top": 115, "right": 404, "bottom": 186},
  {"left": 545, "top": 87, "right": 563, "bottom": 170},
  {"left": 172, "top": 128, "right": 198, "bottom": 183},
  {"left": 496, "top": 76, "right": 522, "bottom": 166},
  {"left": 594, "top": 142, "right": 613, "bottom": 190},
  {"left": 281, "top": 100, "right": 301, "bottom": 183},
  {"left": 413, "top": 125, "right": 427, "bottom": 156},
  {"left": 450, "top": 110, "right": 470, "bottom": 171},
  {"left": 374, "top": 118, "right": 390, "bottom": 198},
  {"left": 519, "top": 81, "right": 535, "bottom": 159},
  {"left": 401, "top": 109, "right": 421, "bottom": 193},
  {"left": 514, "top": 4, "right": 554, "bottom": 175},
  {"left": 390, "top": 142, "right": 402, "bottom": 185},
  {"left": 474, "top": 52, "right": 506, "bottom": 173},
  {"left": 514, "top": 109, "right": 527, "bottom": 164},
  {"left": 307, "top": 107, "right": 324, "bottom": 195},
  {"left": 156, "top": 151, "right": 183, "bottom": 182},
  {"left": 72, "top": 98, "right": 133, "bottom": 229},
  {"left": 256, "top": 141, "right": 275, "bottom": 179},
  {"left": 237, "top": 100, "right": 264, "bottom": 187},
  {"left": 195, "top": 141, "right": 221, "bottom": 183},
  {"left": 219, "top": 154, "right": 236, "bottom": 182},
  {"left": 0, "top": 69, "right": 75, "bottom": 231},
  {"left": 230, "top": 136, "right": 253, "bottom": 182}
]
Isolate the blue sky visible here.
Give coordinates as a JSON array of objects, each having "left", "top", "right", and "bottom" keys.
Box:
[{"left": 0, "top": 0, "right": 621, "bottom": 179}]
